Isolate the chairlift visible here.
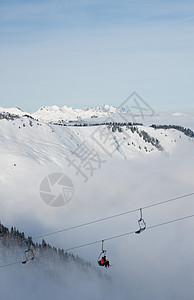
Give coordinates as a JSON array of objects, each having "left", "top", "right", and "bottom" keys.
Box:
[
  {"left": 97, "top": 240, "right": 107, "bottom": 266},
  {"left": 135, "top": 209, "right": 146, "bottom": 234},
  {"left": 22, "top": 248, "right": 34, "bottom": 264}
]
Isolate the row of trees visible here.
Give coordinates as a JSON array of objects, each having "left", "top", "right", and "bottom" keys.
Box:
[
  {"left": 151, "top": 124, "right": 194, "bottom": 138},
  {"left": 53, "top": 120, "right": 143, "bottom": 127},
  {"left": 0, "top": 222, "right": 91, "bottom": 268},
  {"left": 129, "top": 126, "right": 164, "bottom": 151},
  {"left": 0, "top": 112, "right": 20, "bottom": 121},
  {"left": 1, "top": 111, "right": 193, "bottom": 140}
]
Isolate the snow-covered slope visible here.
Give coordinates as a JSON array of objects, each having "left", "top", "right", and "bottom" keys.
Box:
[
  {"left": 0, "top": 114, "right": 193, "bottom": 198},
  {"left": 0, "top": 106, "right": 27, "bottom": 116},
  {"left": 0, "top": 114, "right": 189, "bottom": 172}
]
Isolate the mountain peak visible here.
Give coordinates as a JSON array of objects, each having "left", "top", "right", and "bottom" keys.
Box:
[{"left": 38, "top": 105, "right": 60, "bottom": 112}]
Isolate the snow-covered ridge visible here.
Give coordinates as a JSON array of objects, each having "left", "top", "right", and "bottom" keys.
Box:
[
  {"left": 30, "top": 104, "right": 124, "bottom": 123},
  {"left": 0, "top": 105, "right": 119, "bottom": 123},
  {"left": 0, "top": 106, "right": 25, "bottom": 116},
  {"left": 0, "top": 105, "right": 194, "bottom": 129},
  {"left": 0, "top": 115, "right": 193, "bottom": 172}
]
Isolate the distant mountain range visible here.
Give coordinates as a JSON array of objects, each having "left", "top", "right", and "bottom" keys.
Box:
[
  {"left": 0, "top": 105, "right": 193, "bottom": 129},
  {"left": 0, "top": 105, "right": 123, "bottom": 123}
]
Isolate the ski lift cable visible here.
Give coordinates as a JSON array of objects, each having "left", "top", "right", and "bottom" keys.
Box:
[
  {"left": 0, "top": 260, "right": 21, "bottom": 270},
  {"left": 0, "top": 213, "right": 194, "bottom": 270},
  {"left": 58, "top": 213, "right": 194, "bottom": 252},
  {"left": 33, "top": 192, "right": 194, "bottom": 240},
  {"left": 0, "top": 192, "right": 193, "bottom": 252}
]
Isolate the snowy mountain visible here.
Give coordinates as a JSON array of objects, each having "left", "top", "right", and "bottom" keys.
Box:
[
  {"left": 0, "top": 108, "right": 194, "bottom": 300},
  {"left": 1, "top": 105, "right": 193, "bottom": 128},
  {"left": 0, "top": 104, "right": 120, "bottom": 123},
  {"left": 0, "top": 114, "right": 189, "bottom": 190}
]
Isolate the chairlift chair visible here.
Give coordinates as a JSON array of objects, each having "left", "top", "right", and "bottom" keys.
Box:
[
  {"left": 97, "top": 240, "right": 107, "bottom": 266},
  {"left": 22, "top": 248, "right": 34, "bottom": 264},
  {"left": 135, "top": 209, "right": 146, "bottom": 234}
]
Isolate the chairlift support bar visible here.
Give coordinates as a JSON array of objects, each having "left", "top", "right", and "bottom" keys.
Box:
[
  {"left": 140, "top": 208, "right": 143, "bottom": 220},
  {"left": 102, "top": 240, "right": 104, "bottom": 252},
  {"left": 97, "top": 240, "right": 106, "bottom": 262}
]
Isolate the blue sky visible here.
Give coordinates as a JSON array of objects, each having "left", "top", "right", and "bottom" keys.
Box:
[{"left": 0, "top": 0, "right": 194, "bottom": 112}]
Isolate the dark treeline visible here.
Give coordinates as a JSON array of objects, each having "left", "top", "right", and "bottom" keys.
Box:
[
  {"left": 0, "top": 112, "right": 20, "bottom": 121},
  {"left": 1, "top": 111, "right": 193, "bottom": 140},
  {"left": 0, "top": 222, "right": 91, "bottom": 269},
  {"left": 53, "top": 120, "right": 143, "bottom": 127},
  {"left": 128, "top": 126, "right": 164, "bottom": 151},
  {"left": 0, "top": 112, "right": 35, "bottom": 121},
  {"left": 151, "top": 124, "right": 194, "bottom": 138}
]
